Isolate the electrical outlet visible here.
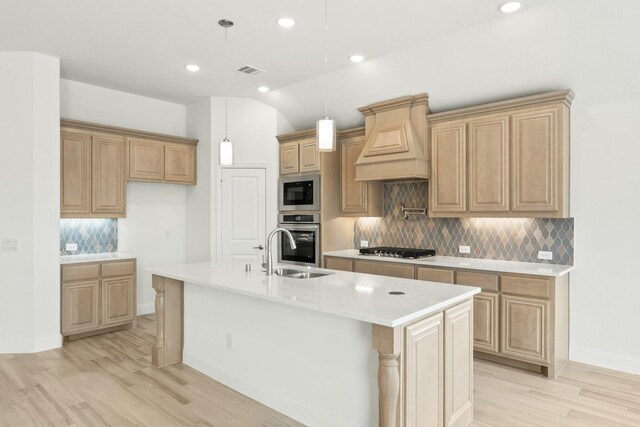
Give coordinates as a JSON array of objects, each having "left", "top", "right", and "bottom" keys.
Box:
[
  {"left": 226, "top": 332, "right": 233, "bottom": 349},
  {"left": 65, "top": 243, "right": 78, "bottom": 252},
  {"left": 360, "top": 240, "right": 369, "bottom": 248},
  {"left": 538, "top": 251, "right": 553, "bottom": 261},
  {"left": 0, "top": 238, "right": 19, "bottom": 252},
  {"left": 459, "top": 245, "right": 471, "bottom": 254}
]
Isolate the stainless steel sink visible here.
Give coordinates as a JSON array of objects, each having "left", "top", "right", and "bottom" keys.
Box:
[{"left": 273, "top": 268, "right": 333, "bottom": 279}]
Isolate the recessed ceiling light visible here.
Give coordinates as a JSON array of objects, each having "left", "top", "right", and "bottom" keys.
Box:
[
  {"left": 184, "top": 64, "right": 200, "bottom": 72},
  {"left": 499, "top": 1, "right": 522, "bottom": 14},
  {"left": 277, "top": 17, "right": 296, "bottom": 28},
  {"left": 257, "top": 86, "right": 270, "bottom": 93},
  {"left": 349, "top": 54, "right": 365, "bottom": 63}
]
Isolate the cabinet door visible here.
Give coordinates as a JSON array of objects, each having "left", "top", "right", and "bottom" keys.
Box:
[
  {"left": 324, "top": 257, "right": 353, "bottom": 272},
  {"left": 405, "top": 313, "right": 443, "bottom": 427},
  {"left": 127, "top": 138, "right": 164, "bottom": 182},
  {"left": 280, "top": 141, "right": 299, "bottom": 175},
  {"left": 165, "top": 143, "right": 196, "bottom": 184},
  {"left": 299, "top": 139, "right": 321, "bottom": 173},
  {"left": 102, "top": 277, "right": 135, "bottom": 327},
  {"left": 511, "top": 106, "right": 559, "bottom": 213},
  {"left": 500, "top": 294, "right": 549, "bottom": 364},
  {"left": 92, "top": 134, "right": 126, "bottom": 216},
  {"left": 341, "top": 137, "right": 368, "bottom": 214},
  {"left": 61, "top": 280, "right": 100, "bottom": 335},
  {"left": 444, "top": 300, "right": 473, "bottom": 427},
  {"left": 354, "top": 260, "right": 415, "bottom": 279},
  {"left": 430, "top": 122, "right": 466, "bottom": 214},
  {"left": 468, "top": 115, "right": 509, "bottom": 212},
  {"left": 60, "top": 130, "right": 92, "bottom": 216},
  {"left": 473, "top": 292, "right": 499, "bottom": 354},
  {"left": 416, "top": 267, "right": 454, "bottom": 284}
]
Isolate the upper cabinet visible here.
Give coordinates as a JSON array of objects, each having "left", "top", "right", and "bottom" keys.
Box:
[
  {"left": 339, "top": 128, "right": 383, "bottom": 217},
  {"left": 278, "top": 131, "right": 320, "bottom": 175},
  {"left": 428, "top": 90, "right": 573, "bottom": 218},
  {"left": 61, "top": 119, "right": 198, "bottom": 218}
]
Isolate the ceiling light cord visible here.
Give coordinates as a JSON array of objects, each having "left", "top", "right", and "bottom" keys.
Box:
[
  {"left": 224, "top": 23, "right": 229, "bottom": 140},
  {"left": 323, "top": 0, "right": 329, "bottom": 118}
]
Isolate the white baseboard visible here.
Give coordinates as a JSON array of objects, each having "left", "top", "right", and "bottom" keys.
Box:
[
  {"left": 0, "top": 333, "right": 62, "bottom": 354},
  {"left": 137, "top": 303, "right": 155, "bottom": 315},
  {"left": 183, "top": 350, "right": 342, "bottom": 427},
  {"left": 571, "top": 346, "right": 640, "bottom": 375}
]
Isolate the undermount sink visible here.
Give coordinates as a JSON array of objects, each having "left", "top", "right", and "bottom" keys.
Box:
[{"left": 273, "top": 268, "right": 333, "bottom": 279}]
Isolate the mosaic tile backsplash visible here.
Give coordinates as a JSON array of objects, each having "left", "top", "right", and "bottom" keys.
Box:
[
  {"left": 60, "top": 219, "right": 118, "bottom": 255},
  {"left": 354, "top": 182, "right": 574, "bottom": 265}
]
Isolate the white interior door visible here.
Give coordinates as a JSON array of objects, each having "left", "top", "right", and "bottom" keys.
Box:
[{"left": 221, "top": 167, "right": 267, "bottom": 264}]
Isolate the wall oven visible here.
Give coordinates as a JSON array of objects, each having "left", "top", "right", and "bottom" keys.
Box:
[
  {"left": 278, "top": 214, "right": 320, "bottom": 268},
  {"left": 279, "top": 174, "right": 320, "bottom": 211}
]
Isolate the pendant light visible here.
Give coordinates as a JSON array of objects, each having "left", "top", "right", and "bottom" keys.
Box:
[
  {"left": 219, "top": 19, "right": 234, "bottom": 165},
  {"left": 316, "top": 0, "right": 336, "bottom": 152}
]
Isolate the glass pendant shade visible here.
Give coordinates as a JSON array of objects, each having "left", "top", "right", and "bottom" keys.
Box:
[
  {"left": 316, "top": 116, "right": 336, "bottom": 152},
  {"left": 219, "top": 138, "right": 233, "bottom": 165}
]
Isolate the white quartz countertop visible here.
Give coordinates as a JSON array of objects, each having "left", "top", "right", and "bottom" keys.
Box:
[
  {"left": 60, "top": 252, "right": 137, "bottom": 265},
  {"left": 324, "top": 250, "right": 574, "bottom": 277},
  {"left": 146, "top": 261, "right": 479, "bottom": 327}
]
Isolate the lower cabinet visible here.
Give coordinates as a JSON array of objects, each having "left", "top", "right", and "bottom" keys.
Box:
[
  {"left": 472, "top": 292, "right": 499, "bottom": 354},
  {"left": 500, "top": 294, "right": 549, "bottom": 364},
  {"left": 61, "top": 259, "right": 137, "bottom": 339},
  {"left": 324, "top": 256, "right": 354, "bottom": 272},
  {"left": 404, "top": 300, "right": 473, "bottom": 427},
  {"left": 354, "top": 260, "right": 415, "bottom": 279}
]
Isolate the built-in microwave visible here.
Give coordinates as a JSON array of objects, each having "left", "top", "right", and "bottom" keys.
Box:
[{"left": 279, "top": 174, "right": 320, "bottom": 211}]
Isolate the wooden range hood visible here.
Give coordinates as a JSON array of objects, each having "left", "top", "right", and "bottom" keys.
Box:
[{"left": 355, "top": 93, "right": 430, "bottom": 181}]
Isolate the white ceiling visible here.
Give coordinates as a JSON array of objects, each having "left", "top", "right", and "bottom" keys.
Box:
[{"left": 0, "top": 0, "right": 553, "bottom": 107}]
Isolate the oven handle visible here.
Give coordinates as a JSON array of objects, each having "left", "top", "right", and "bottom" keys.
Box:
[{"left": 278, "top": 223, "right": 320, "bottom": 231}]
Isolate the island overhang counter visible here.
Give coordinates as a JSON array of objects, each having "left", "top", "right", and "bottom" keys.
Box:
[{"left": 147, "top": 261, "right": 480, "bottom": 427}]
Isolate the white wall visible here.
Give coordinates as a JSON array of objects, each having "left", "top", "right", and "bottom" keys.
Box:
[
  {"left": 60, "top": 79, "right": 188, "bottom": 314},
  {"left": 0, "top": 52, "right": 61, "bottom": 353},
  {"left": 262, "top": 0, "right": 640, "bottom": 374}
]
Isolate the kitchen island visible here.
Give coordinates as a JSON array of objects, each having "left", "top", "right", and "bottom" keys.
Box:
[{"left": 147, "top": 261, "right": 479, "bottom": 427}]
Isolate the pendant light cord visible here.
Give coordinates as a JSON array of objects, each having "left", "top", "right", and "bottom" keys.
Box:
[
  {"left": 323, "top": 0, "right": 329, "bottom": 118},
  {"left": 224, "top": 24, "right": 229, "bottom": 140}
]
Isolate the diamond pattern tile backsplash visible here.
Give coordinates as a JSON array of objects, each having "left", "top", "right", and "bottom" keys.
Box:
[
  {"left": 60, "top": 219, "right": 118, "bottom": 255},
  {"left": 354, "top": 182, "right": 574, "bottom": 265}
]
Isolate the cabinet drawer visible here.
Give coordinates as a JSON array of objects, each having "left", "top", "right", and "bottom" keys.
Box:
[
  {"left": 61, "top": 264, "right": 100, "bottom": 283},
  {"left": 501, "top": 275, "right": 551, "bottom": 299},
  {"left": 455, "top": 271, "right": 499, "bottom": 292},
  {"left": 324, "top": 257, "right": 353, "bottom": 272},
  {"left": 354, "top": 260, "right": 415, "bottom": 279},
  {"left": 416, "top": 267, "right": 454, "bottom": 284},
  {"left": 102, "top": 261, "right": 135, "bottom": 278}
]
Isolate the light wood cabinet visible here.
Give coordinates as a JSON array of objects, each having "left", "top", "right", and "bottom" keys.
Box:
[
  {"left": 430, "top": 122, "right": 466, "bottom": 214},
  {"left": 324, "top": 256, "right": 354, "bottom": 272},
  {"left": 339, "top": 129, "right": 383, "bottom": 217},
  {"left": 61, "top": 280, "right": 100, "bottom": 335},
  {"left": 472, "top": 292, "right": 499, "bottom": 355},
  {"left": 165, "top": 143, "right": 196, "bottom": 184},
  {"left": 92, "top": 134, "right": 126, "bottom": 216},
  {"left": 279, "top": 136, "right": 321, "bottom": 176},
  {"left": 405, "top": 312, "right": 443, "bottom": 427},
  {"left": 127, "top": 138, "right": 164, "bottom": 181},
  {"left": 61, "top": 259, "right": 137, "bottom": 340},
  {"left": 60, "top": 130, "right": 92, "bottom": 216},
  {"left": 416, "top": 266, "right": 454, "bottom": 283},
  {"left": 354, "top": 259, "right": 415, "bottom": 279},
  {"left": 500, "top": 294, "right": 549, "bottom": 365},
  {"left": 468, "top": 115, "right": 509, "bottom": 212},
  {"left": 427, "top": 90, "right": 573, "bottom": 218}
]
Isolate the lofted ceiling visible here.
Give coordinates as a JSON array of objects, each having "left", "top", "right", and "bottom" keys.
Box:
[{"left": 0, "top": 0, "right": 554, "bottom": 108}]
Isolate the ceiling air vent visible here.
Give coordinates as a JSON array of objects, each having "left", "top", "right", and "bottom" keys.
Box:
[{"left": 237, "top": 65, "right": 266, "bottom": 76}]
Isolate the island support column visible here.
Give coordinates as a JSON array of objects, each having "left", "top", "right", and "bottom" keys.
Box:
[
  {"left": 372, "top": 324, "right": 402, "bottom": 427},
  {"left": 152, "top": 275, "right": 184, "bottom": 368}
]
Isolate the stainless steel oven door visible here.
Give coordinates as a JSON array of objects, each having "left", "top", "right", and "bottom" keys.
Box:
[
  {"left": 277, "top": 223, "right": 320, "bottom": 267},
  {"left": 278, "top": 174, "right": 320, "bottom": 211}
]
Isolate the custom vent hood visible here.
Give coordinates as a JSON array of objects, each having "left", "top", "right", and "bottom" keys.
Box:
[{"left": 355, "top": 94, "right": 430, "bottom": 181}]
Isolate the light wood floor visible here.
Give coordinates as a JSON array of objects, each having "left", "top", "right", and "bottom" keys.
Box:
[{"left": 2, "top": 316, "right": 640, "bottom": 427}]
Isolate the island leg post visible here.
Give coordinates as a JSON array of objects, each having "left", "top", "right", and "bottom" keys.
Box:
[
  {"left": 372, "top": 324, "right": 402, "bottom": 427},
  {"left": 152, "top": 275, "right": 184, "bottom": 368}
]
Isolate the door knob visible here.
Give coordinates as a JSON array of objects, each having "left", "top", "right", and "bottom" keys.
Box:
[{"left": 254, "top": 245, "right": 264, "bottom": 250}]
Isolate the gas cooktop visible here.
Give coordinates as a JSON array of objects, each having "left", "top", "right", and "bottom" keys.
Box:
[{"left": 358, "top": 247, "right": 436, "bottom": 259}]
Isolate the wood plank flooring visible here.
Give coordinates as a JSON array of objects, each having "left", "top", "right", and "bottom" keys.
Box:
[{"left": 2, "top": 314, "right": 640, "bottom": 426}]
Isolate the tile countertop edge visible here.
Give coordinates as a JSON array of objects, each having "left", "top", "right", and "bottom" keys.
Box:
[
  {"left": 324, "top": 249, "right": 574, "bottom": 277},
  {"left": 146, "top": 264, "right": 480, "bottom": 328},
  {"left": 60, "top": 252, "right": 137, "bottom": 265}
]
